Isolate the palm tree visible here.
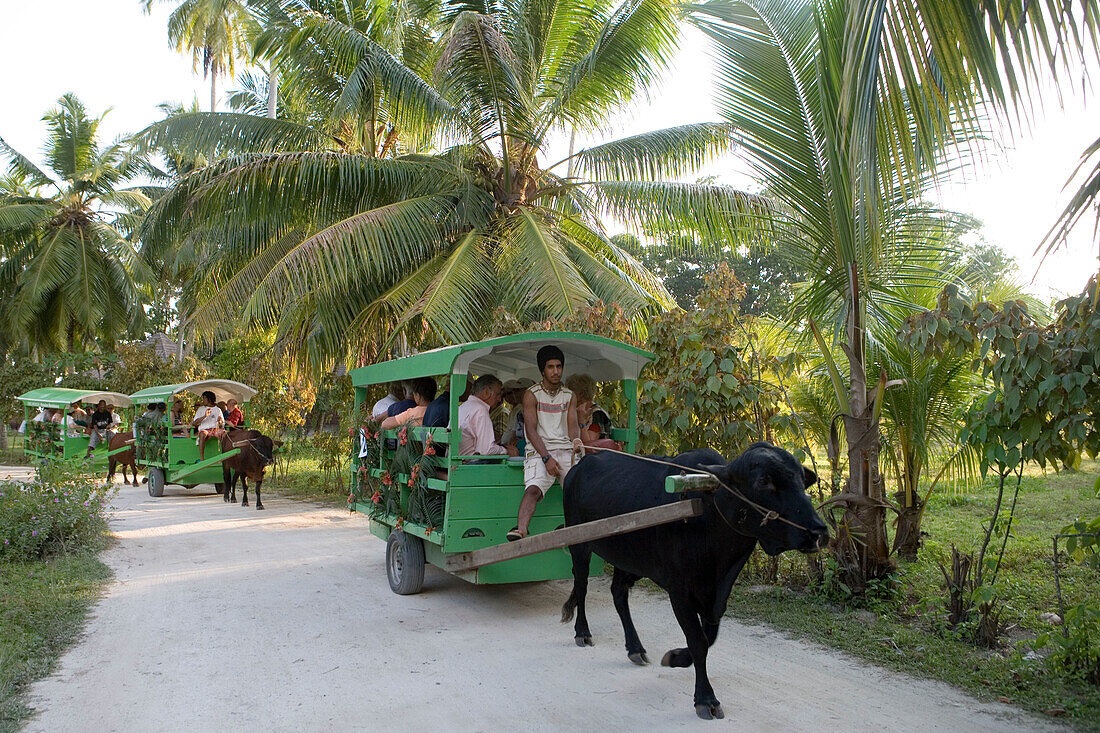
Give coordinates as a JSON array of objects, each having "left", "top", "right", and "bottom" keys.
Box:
[
  {"left": 689, "top": 0, "right": 1100, "bottom": 586},
  {"left": 0, "top": 94, "right": 151, "bottom": 355},
  {"left": 144, "top": 0, "right": 260, "bottom": 112},
  {"left": 137, "top": 0, "right": 769, "bottom": 367},
  {"left": 1039, "top": 134, "right": 1100, "bottom": 271}
]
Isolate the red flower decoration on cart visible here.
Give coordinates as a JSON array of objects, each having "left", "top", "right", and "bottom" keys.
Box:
[
  {"left": 381, "top": 472, "right": 392, "bottom": 486},
  {"left": 423, "top": 444, "right": 436, "bottom": 456},
  {"left": 371, "top": 491, "right": 382, "bottom": 504},
  {"left": 399, "top": 427, "right": 408, "bottom": 445}
]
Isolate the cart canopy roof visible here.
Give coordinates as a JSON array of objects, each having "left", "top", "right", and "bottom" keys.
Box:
[
  {"left": 17, "top": 387, "right": 134, "bottom": 409},
  {"left": 130, "top": 380, "right": 257, "bottom": 404},
  {"left": 351, "top": 332, "right": 655, "bottom": 386}
]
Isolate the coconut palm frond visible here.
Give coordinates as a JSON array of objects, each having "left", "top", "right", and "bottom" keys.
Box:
[
  {"left": 590, "top": 179, "right": 778, "bottom": 245},
  {"left": 565, "top": 122, "right": 739, "bottom": 182},
  {"left": 132, "top": 112, "right": 331, "bottom": 159}
]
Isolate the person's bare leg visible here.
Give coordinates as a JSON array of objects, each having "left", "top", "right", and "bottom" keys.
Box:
[
  {"left": 198, "top": 433, "right": 206, "bottom": 461},
  {"left": 516, "top": 486, "right": 542, "bottom": 537}
]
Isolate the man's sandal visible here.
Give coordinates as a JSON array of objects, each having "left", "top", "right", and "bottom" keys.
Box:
[{"left": 506, "top": 528, "right": 526, "bottom": 542}]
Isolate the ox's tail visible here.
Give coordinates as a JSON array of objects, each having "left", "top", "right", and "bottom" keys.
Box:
[{"left": 561, "top": 589, "right": 578, "bottom": 623}]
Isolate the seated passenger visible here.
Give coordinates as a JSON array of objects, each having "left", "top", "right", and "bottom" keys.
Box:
[
  {"left": 380, "top": 377, "right": 436, "bottom": 430},
  {"left": 384, "top": 381, "right": 417, "bottom": 419},
  {"left": 136, "top": 402, "right": 163, "bottom": 429},
  {"left": 564, "top": 373, "right": 621, "bottom": 451},
  {"left": 371, "top": 382, "right": 405, "bottom": 421},
  {"left": 457, "top": 375, "right": 518, "bottom": 460},
  {"left": 216, "top": 400, "right": 229, "bottom": 420},
  {"left": 107, "top": 404, "right": 122, "bottom": 429},
  {"left": 191, "top": 390, "right": 225, "bottom": 460},
  {"left": 86, "top": 400, "right": 115, "bottom": 457},
  {"left": 63, "top": 404, "right": 86, "bottom": 438},
  {"left": 499, "top": 378, "right": 534, "bottom": 450},
  {"left": 225, "top": 399, "right": 244, "bottom": 426}
]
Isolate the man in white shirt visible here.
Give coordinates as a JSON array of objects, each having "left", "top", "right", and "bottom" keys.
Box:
[
  {"left": 190, "top": 390, "right": 226, "bottom": 460},
  {"left": 371, "top": 382, "right": 408, "bottom": 422},
  {"left": 457, "top": 375, "right": 517, "bottom": 459}
]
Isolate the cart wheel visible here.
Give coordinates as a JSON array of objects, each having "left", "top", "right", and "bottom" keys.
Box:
[
  {"left": 386, "top": 530, "right": 425, "bottom": 595},
  {"left": 148, "top": 467, "right": 166, "bottom": 498}
]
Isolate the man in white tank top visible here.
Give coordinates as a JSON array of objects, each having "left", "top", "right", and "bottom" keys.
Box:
[{"left": 507, "top": 345, "right": 583, "bottom": 541}]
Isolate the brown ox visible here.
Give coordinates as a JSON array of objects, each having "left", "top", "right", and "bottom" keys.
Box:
[
  {"left": 107, "top": 431, "right": 139, "bottom": 486},
  {"left": 219, "top": 429, "right": 277, "bottom": 510}
]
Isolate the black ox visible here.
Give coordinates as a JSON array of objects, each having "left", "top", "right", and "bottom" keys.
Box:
[
  {"left": 219, "top": 429, "right": 277, "bottom": 510},
  {"left": 562, "top": 442, "right": 828, "bottom": 720}
]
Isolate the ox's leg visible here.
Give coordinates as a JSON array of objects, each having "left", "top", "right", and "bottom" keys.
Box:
[
  {"left": 107, "top": 461, "right": 115, "bottom": 485},
  {"left": 660, "top": 618, "right": 721, "bottom": 668},
  {"left": 240, "top": 477, "right": 249, "bottom": 507},
  {"left": 223, "top": 465, "right": 232, "bottom": 503},
  {"left": 610, "top": 568, "right": 648, "bottom": 665},
  {"left": 668, "top": 593, "right": 723, "bottom": 720},
  {"left": 561, "top": 544, "right": 594, "bottom": 647},
  {"left": 253, "top": 476, "right": 263, "bottom": 510}
]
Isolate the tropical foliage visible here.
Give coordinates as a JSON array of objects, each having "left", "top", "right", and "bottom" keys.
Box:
[
  {"left": 687, "top": 0, "right": 1100, "bottom": 588},
  {"left": 144, "top": 0, "right": 260, "bottom": 112},
  {"left": 133, "top": 0, "right": 781, "bottom": 368},
  {"left": 0, "top": 94, "right": 152, "bottom": 356}
]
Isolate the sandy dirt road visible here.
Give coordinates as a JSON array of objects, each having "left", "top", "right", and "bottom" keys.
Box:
[{"left": 18, "top": 476, "right": 1066, "bottom": 732}]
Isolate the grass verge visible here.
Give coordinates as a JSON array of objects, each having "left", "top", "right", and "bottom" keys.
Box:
[
  {"left": 724, "top": 586, "right": 1099, "bottom": 730},
  {"left": 0, "top": 553, "right": 111, "bottom": 733}
]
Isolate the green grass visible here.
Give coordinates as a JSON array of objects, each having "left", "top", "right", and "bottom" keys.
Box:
[
  {"left": 0, "top": 553, "right": 111, "bottom": 733},
  {"left": 266, "top": 446, "right": 347, "bottom": 506},
  {"left": 726, "top": 459, "right": 1100, "bottom": 730}
]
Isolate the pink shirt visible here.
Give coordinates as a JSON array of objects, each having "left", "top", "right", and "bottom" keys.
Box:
[
  {"left": 381, "top": 405, "right": 426, "bottom": 429},
  {"left": 457, "top": 394, "right": 506, "bottom": 457}
]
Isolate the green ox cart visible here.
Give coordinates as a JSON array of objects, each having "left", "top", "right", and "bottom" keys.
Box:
[
  {"left": 17, "top": 388, "right": 134, "bottom": 465},
  {"left": 130, "top": 379, "right": 257, "bottom": 498},
  {"left": 351, "top": 332, "right": 712, "bottom": 596}
]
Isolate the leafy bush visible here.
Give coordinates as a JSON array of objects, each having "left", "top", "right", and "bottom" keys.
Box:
[
  {"left": 212, "top": 331, "right": 316, "bottom": 435},
  {"left": 1035, "top": 602, "right": 1100, "bottom": 685},
  {"left": 0, "top": 460, "right": 115, "bottom": 561}
]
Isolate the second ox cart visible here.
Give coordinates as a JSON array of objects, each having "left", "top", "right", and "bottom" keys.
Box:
[{"left": 130, "top": 379, "right": 257, "bottom": 497}]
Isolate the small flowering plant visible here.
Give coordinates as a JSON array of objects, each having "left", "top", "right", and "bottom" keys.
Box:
[{"left": 0, "top": 458, "right": 117, "bottom": 561}]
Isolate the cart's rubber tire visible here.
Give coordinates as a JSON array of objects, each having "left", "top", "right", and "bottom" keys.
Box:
[
  {"left": 386, "top": 530, "right": 425, "bottom": 595},
  {"left": 148, "top": 467, "right": 166, "bottom": 498}
]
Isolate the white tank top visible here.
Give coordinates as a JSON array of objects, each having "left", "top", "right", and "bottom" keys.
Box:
[{"left": 526, "top": 383, "right": 574, "bottom": 454}]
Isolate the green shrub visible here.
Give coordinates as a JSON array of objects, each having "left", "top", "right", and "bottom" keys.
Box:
[
  {"left": 1035, "top": 602, "right": 1100, "bottom": 686},
  {"left": 0, "top": 460, "right": 115, "bottom": 561}
]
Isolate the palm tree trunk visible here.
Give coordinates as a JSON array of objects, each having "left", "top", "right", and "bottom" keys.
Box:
[
  {"left": 834, "top": 264, "right": 893, "bottom": 589},
  {"left": 266, "top": 68, "right": 278, "bottom": 119}
]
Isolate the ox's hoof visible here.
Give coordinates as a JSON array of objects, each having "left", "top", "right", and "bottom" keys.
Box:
[
  {"left": 575, "top": 635, "right": 593, "bottom": 647},
  {"left": 695, "top": 703, "right": 724, "bottom": 720},
  {"left": 661, "top": 648, "right": 693, "bottom": 667},
  {"left": 628, "top": 652, "right": 650, "bottom": 666},
  {"left": 256, "top": 503, "right": 264, "bottom": 510},
  {"left": 242, "top": 501, "right": 248, "bottom": 507}
]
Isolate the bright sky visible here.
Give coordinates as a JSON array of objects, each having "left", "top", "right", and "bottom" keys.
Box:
[{"left": 2, "top": 0, "right": 1096, "bottom": 301}]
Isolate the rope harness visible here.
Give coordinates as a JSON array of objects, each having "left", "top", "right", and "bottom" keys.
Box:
[{"left": 577, "top": 445, "right": 813, "bottom": 533}]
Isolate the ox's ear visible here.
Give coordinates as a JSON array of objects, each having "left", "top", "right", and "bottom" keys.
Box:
[
  {"left": 700, "top": 464, "right": 730, "bottom": 484},
  {"left": 803, "top": 466, "right": 818, "bottom": 488}
]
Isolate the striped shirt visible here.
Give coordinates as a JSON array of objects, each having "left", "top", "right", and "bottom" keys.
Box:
[{"left": 525, "top": 383, "right": 574, "bottom": 455}]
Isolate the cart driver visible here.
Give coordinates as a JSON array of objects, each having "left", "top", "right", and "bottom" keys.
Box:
[
  {"left": 507, "top": 345, "right": 583, "bottom": 542},
  {"left": 86, "top": 400, "right": 115, "bottom": 457},
  {"left": 191, "top": 390, "right": 226, "bottom": 461}
]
